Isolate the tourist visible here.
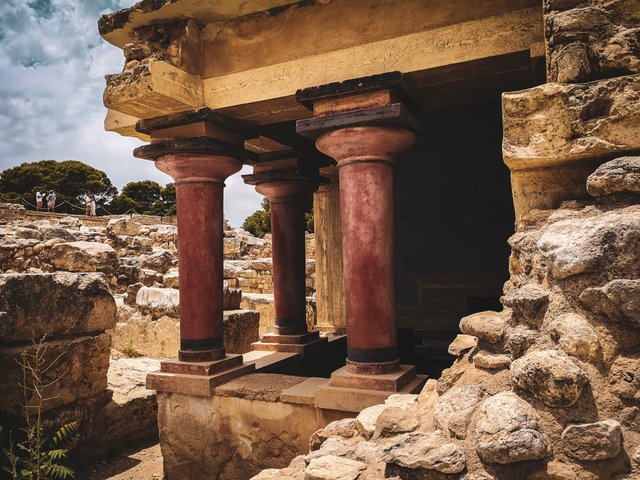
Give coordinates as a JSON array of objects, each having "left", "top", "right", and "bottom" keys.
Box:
[
  {"left": 46, "top": 191, "right": 56, "bottom": 213},
  {"left": 85, "top": 194, "right": 92, "bottom": 216},
  {"left": 35, "top": 191, "right": 43, "bottom": 211},
  {"left": 89, "top": 194, "right": 96, "bottom": 216}
]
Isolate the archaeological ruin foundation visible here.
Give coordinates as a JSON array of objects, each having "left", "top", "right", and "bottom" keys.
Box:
[{"left": 2, "top": 0, "right": 640, "bottom": 479}]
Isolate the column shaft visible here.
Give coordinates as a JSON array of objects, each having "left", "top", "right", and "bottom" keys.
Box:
[
  {"left": 175, "top": 179, "right": 224, "bottom": 355},
  {"left": 270, "top": 196, "right": 308, "bottom": 335},
  {"left": 339, "top": 160, "right": 396, "bottom": 362},
  {"left": 156, "top": 153, "right": 242, "bottom": 361}
]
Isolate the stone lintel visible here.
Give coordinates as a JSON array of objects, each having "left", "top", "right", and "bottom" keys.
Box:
[
  {"left": 251, "top": 337, "right": 329, "bottom": 359},
  {"left": 147, "top": 362, "right": 255, "bottom": 396},
  {"left": 105, "top": 109, "right": 150, "bottom": 142},
  {"left": 134, "top": 136, "right": 258, "bottom": 163},
  {"left": 314, "top": 375, "right": 428, "bottom": 413},
  {"left": 296, "top": 102, "right": 420, "bottom": 139},
  {"left": 243, "top": 170, "right": 328, "bottom": 188}
]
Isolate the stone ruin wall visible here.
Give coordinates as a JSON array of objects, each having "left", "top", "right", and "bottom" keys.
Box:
[
  {"left": 0, "top": 208, "right": 315, "bottom": 458},
  {"left": 252, "top": 1, "right": 640, "bottom": 479}
]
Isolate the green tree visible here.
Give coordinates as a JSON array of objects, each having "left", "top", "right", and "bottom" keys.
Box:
[
  {"left": 242, "top": 196, "right": 314, "bottom": 237},
  {"left": 107, "top": 181, "right": 176, "bottom": 216},
  {"left": 0, "top": 160, "right": 116, "bottom": 213}
]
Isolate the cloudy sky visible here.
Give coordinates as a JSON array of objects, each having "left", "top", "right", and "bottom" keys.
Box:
[{"left": 0, "top": 0, "right": 262, "bottom": 226}]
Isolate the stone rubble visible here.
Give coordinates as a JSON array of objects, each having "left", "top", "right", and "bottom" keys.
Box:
[{"left": 253, "top": 153, "right": 640, "bottom": 479}]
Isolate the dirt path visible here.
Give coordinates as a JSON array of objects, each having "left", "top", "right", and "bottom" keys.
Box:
[{"left": 78, "top": 441, "right": 163, "bottom": 480}]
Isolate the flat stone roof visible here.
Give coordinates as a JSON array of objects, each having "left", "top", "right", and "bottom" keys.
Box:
[{"left": 99, "top": 0, "right": 300, "bottom": 48}]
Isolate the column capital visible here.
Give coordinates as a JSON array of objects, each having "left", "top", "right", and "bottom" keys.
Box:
[
  {"left": 316, "top": 126, "right": 416, "bottom": 165},
  {"left": 295, "top": 72, "right": 422, "bottom": 140},
  {"left": 133, "top": 107, "right": 258, "bottom": 166},
  {"left": 243, "top": 157, "right": 327, "bottom": 199}
]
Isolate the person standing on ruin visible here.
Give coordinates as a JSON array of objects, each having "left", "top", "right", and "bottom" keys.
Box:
[
  {"left": 46, "top": 191, "right": 56, "bottom": 213},
  {"left": 35, "top": 191, "right": 43, "bottom": 211},
  {"left": 89, "top": 194, "right": 96, "bottom": 216}
]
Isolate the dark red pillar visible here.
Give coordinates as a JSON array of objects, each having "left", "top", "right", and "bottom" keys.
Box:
[
  {"left": 156, "top": 153, "right": 242, "bottom": 361},
  {"left": 316, "top": 126, "right": 416, "bottom": 374},
  {"left": 256, "top": 180, "right": 317, "bottom": 336}
]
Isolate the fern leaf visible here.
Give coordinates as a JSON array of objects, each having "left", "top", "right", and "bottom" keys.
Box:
[
  {"left": 47, "top": 449, "right": 67, "bottom": 461},
  {"left": 52, "top": 422, "right": 79, "bottom": 446},
  {"left": 44, "top": 463, "right": 75, "bottom": 479}
]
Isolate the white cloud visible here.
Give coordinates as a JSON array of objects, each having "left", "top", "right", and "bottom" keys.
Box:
[{"left": 0, "top": 0, "right": 262, "bottom": 226}]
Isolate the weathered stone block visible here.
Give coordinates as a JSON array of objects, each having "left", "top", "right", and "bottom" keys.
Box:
[
  {"left": 434, "top": 385, "right": 487, "bottom": 439},
  {"left": 0, "top": 334, "right": 112, "bottom": 413},
  {"left": 587, "top": 156, "right": 640, "bottom": 197},
  {"left": 503, "top": 75, "right": 640, "bottom": 168},
  {"left": 459, "top": 311, "right": 507, "bottom": 344},
  {"left": 0, "top": 272, "right": 116, "bottom": 342},
  {"left": 511, "top": 350, "right": 589, "bottom": 407},
  {"left": 546, "top": 313, "right": 601, "bottom": 362},
  {"left": 537, "top": 206, "right": 640, "bottom": 279},
  {"left": 40, "top": 241, "right": 117, "bottom": 273},
  {"left": 580, "top": 279, "right": 640, "bottom": 326},
  {"left": 475, "top": 392, "right": 550, "bottom": 464},
  {"left": 561, "top": 420, "right": 623, "bottom": 461}
]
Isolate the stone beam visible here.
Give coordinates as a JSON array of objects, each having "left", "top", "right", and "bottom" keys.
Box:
[
  {"left": 104, "top": 60, "right": 203, "bottom": 119},
  {"left": 204, "top": 8, "right": 542, "bottom": 118}
]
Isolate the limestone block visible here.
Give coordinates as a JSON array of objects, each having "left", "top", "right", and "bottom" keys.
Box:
[
  {"left": 149, "top": 224, "right": 177, "bottom": 246},
  {"left": 580, "top": 279, "right": 640, "bottom": 327},
  {"left": 609, "top": 353, "right": 640, "bottom": 401},
  {"left": 587, "top": 156, "right": 640, "bottom": 197},
  {"left": 503, "top": 75, "right": 640, "bottom": 168},
  {"left": 98, "top": 357, "right": 160, "bottom": 451},
  {"left": 104, "top": 60, "right": 202, "bottom": 119},
  {"left": 537, "top": 206, "right": 640, "bottom": 279},
  {"left": 0, "top": 334, "right": 112, "bottom": 413},
  {"left": 140, "top": 250, "right": 174, "bottom": 274},
  {"left": 384, "top": 430, "right": 466, "bottom": 474},
  {"left": 106, "top": 217, "right": 140, "bottom": 236},
  {"left": 459, "top": 311, "right": 507, "bottom": 344},
  {"left": 433, "top": 385, "right": 487, "bottom": 439},
  {"left": 546, "top": 313, "right": 601, "bottom": 362},
  {"left": 0, "top": 272, "right": 116, "bottom": 342},
  {"left": 309, "top": 418, "right": 358, "bottom": 452},
  {"left": 164, "top": 268, "right": 179, "bottom": 288},
  {"left": 475, "top": 392, "right": 550, "bottom": 464},
  {"left": 40, "top": 241, "right": 117, "bottom": 273},
  {"left": 544, "top": 0, "right": 640, "bottom": 82},
  {"left": 223, "top": 310, "right": 260, "bottom": 354},
  {"left": 356, "top": 404, "right": 387, "bottom": 440},
  {"left": 37, "top": 225, "right": 77, "bottom": 241},
  {"left": 372, "top": 407, "right": 419, "bottom": 439},
  {"left": 510, "top": 350, "right": 589, "bottom": 407},
  {"left": 139, "top": 268, "right": 164, "bottom": 286},
  {"left": 502, "top": 284, "right": 549, "bottom": 327},
  {"left": 136, "top": 286, "right": 179, "bottom": 317},
  {"left": 447, "top": 334, "right": 478, "bottom": 356},
  {"left": 473, "top": 351, "right": 512, "bottom": 370},
  {"left": 305, "top": 455, "right": 366, "bottom": 480},
  {"left": 561, "top": 420, "right": 623, "bottom": 461}
]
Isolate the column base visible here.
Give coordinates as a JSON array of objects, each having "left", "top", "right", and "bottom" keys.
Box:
[
  {"left": 251, "top": 331, "right": 329, "bottom": 358},
  {"left": 147, "top": 354, "right": 255, "bottom": 397},
  {"left": 314, "top": 365, "right": 428, "bottom": 412}
]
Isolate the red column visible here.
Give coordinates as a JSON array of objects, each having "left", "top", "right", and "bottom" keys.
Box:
[
  {"left": 316, "top": 126, "right": 415, "bottom": 374},
  {"left": 256, "top": 180, "right": 317, "bottom": 336},
  {"left": 156, "top": 153, "right": 242, "bottom": 361}
]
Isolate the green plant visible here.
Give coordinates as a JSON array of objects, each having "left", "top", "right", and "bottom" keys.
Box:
[
  {"left": 122, "top": 343, "right": 144, "bottom": 358},
  {"left": 1, "top": 339, "right": 79, "bottom": 480}
]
